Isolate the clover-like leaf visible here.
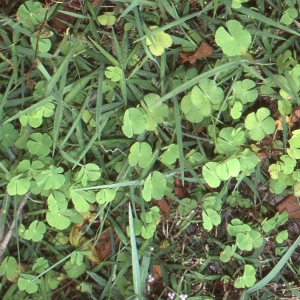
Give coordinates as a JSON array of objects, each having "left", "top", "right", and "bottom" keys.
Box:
[
  {"left": 18, "top": 274, "right": 40, "bottom": 294},
  {"left": 178, "top": 198, "right": 198, "bottom": 216},
  {"left": 46, "top": 211, "right": 71, "bottom": 230},
  {"left": 105, "top": 66, "right": 122, "bottom": 82},
  {"left": 216, "top": 127, "right": 246, "bottom": 155},
  {"left": 96, "top": 188, "right": 116, "bottom": 204},
  {"left": 276, "top": 230, "right": 288, "bottom": 243},
  {"left": 122, "top": 108, "right": 146, "bottom": 138},
  {"left": 203, "top": 162, "right": 221, "bottom": 188},
  {"left": 216, "top": 158, "right": 240, "bottom": 180},
  {"left": 27, "top": 133, "right": 52, "bottom": 156},
  {"left": 231, "top": 101, "right": 243, "bottom": 119},
  {"left": 146, "top": 26, "right": 172, "bottom": 56},
  {"left": 141, "top": 223, "right": 156, "bottom": 239},
  {"left": 234, "top": 265, "right": 256, "bottom": 288},
  {"left": 215, "top": 20, "right": 251, "bottom": 56},
  {"left": 0, "top": 123, "right": 19, "bottom": 147},
  {"left": 181, "top": 93, "right": 204, "bottom": 123},
  {"left": 143, "top": 93, "right": 168, "bottom": 130},
  {"left": 48, "top": 191, "right": 68, "bottom": 213},
  {"left": 33, "top": 257, "right": 49, "bottom": 274},
  {"left": 24, "top": 220, "right": 46, "bottom": 242},
  {"left": 160, "top": 144, "right": 179, "bottom": 165},
  {"left": 31, "top": 36, "right": 51, "bottom": 53},
  {"left": 233, "top": 79, "right": 258, "bottom": 104},
  {"left": 142, "top": 171, "right": 166, "bottom": 201},
  {"left": 231, "top": 0, "right": 249, "bottom": 8},
  {"left": 202, "top": 208, "right": 221, "bottom": 231},
  {"left": 238, "top": 149, "right": 259, "bottom": 176},
  {"left": 220, "top": 245, "right": 236, "bottom": 262},
  {"left": 280, "top": 7, "right": 298, "bottom": 25},
  {"left": 97, "top": 12, "right": 116, "bottom": 26},
  {"left": 0, "top": 256, "right": 17, "bottom": 277},
  {"left": 71, "top": 190, "right": 96, "bottom": 212},
  {"left": 7, "top": 175, "right": 31, "bottom": 196},
  {"left": 63, "top": 261, "right": 86, "bottom": 279},
  {"left": 35, "top": 166, "right": 65, "bottom": 190},
  {"left": 75, "top": 163, "right": 101, "bottom": 187},
  {"left": 17, "top": 0, "right": 47, "bottom": 29},
  {"left": 18, "top": 159, "right": 44, "bottom": 178},
  {"left": 276, "top": 50, "right": 296, "bottom": 74},
  {"left": 278, "top": 99, "right": 292, "bottom": 115},
  {"left": 191, "top": 80, "right": 224, "bottom": 115},
  {"left": 245, "top": 108, "right": 275, "bottom": 141},
  {"left": 128, "top": 142, "right": 152, "bottom": 168}
]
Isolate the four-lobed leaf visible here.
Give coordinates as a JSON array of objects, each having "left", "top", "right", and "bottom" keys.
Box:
[
  {"left": 122, "top": 108, "right": 146, "bottom": 138},
  {"left": 142, "top": 171, "right": 166, "bottom": 201},
  {"left": 146, "top": 26, "right": 172, "bottom": 56},
  {"left": 245, "top": 108, "right": 276, "bottom": 141},
  {"left": 128, "top": 142, "right": 152, "bottom": 168},
  {"left": 215, "top": 20, "right": 251, "bottom": 56}
]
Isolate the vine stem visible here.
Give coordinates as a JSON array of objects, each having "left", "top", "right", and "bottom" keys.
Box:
[{"left": 0, "top": 192, "right": 31, "bottom": 264}]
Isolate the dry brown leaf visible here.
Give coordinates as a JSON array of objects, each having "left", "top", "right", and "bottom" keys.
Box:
[
  {"left": 180, "top": 42, "right": 213, "bottom": 66},
  {"left": 276, "top": 194, "right": 300, "bottom": 219},
  {"left": 174, "top": 176, "right": 189, "bottom": 199},
  {"left": 152, "top": 198, "right": 170, "bottom": 220},
  {"left": 95, "top": 229, "right": 120, "bottom": 261}
]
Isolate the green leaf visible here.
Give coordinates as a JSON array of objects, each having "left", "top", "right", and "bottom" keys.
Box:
[
  {"left": 31, "top": 36, "right": 51, "bottom": 53},
  {"left": 142, "top": 171, "right": 166, "bottom": 201},
  {"left": 245, "top": 108, "right": 275, "bottom": 141},
  {"left": 141, "top": 223, "right": 156, "bottom": 239},
  {"left": 17, "top": 0, "right": 47, "bottom": 29},
  {"left": 96, "top": 188, "right": 116, "bottom": 204},
  {"left": 232, "top": 79, "right": 258, "bottom": 103},
  {"left": 143, "top": 93, "right": 168, "bottom": 130},
  {"left": 105, "top": 66, "right": 122, "bottom": 82},
  {"left": 27, "top": 133, "right": 52, "bottom": 156},
  {"left": 128, "top": 142, "right": 152, "bottom": 168},
  {"left": 234, "top": 265, "right": 256, "bottom": 288},
  {"left": 202, "top": 209, "right": 221, "bottom": 231},
  {"left": 35, "top": 166, "right": 65, "bottom": 190},
  {"left": 146, "top": 26, "right": 172, "bottom": 56},
  {"left": 33, "top": 257, "right": 49, "bottom": 274},
  {"left": 181, "top": 93, "right": 204, "bottom": 123},
  {"left": 216, "top": 158, "right": 240, "bottom": 180},
  {"left": 280, "top": 8, "right": 298, "bottom": 25},
  {"left": 97, "top": 12, "right": 116, "bottom": 26},
  {"left": 178, "top": 198, "right": 198, "bottom": 215},
  {"left": 215, "top": 20, "right": 251, "bottom": 56},
  {"left": 203, "top": 162, "right": 221, "bottom": 188},
  {"left": 122, "top": 108, "right": 146, "bottom": 138},
  {"left": 0, "top": 256, "right": 17, "bottom": 277},
  {"left": 7, "top": 175, "right": 31, "bottom": 195},
  {"left": 231, "top": 101, "right": 243, "bottom": 119},
  {"left": 63, "top": 261, "right": 86, "bottom": 279},
  {"left": 216, "top": 127, "right": 245, "bottom": 155},
  {"left": 278, "top": 99, "right": 292, "bottom": 115},
  {"left": 46, "top": 211, "right": 71, "bottom": 230},
  {"left": 47, "top": 191, "right": 67, "bottom": 213},
  {"left": 71, "top": 190, "right": 96, "bottom": 212},
  {"left": 220, "top": 245, "right": 236, "bottom": 262},
  {"left": 75, "top": 163, "right": 101, "bottom": 187},
  {"left": 276, "top": 230, "right": 288, "bottom": 243},
  {"left": 24, "top": 220, "right": 46, "bottom": 242},
  {"left": 18, "top": 274, "right": 40, "bottom": 294},
  {"left": 160, "top": 144, "right": 179, "bottom": 165},
  {"left": 0, "top": 123, "right": 19, "bottom": 147}
]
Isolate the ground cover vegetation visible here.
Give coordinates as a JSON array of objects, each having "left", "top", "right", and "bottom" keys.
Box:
[{"left": 0, "top": 0, "right": 300, "bottom": 299}]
